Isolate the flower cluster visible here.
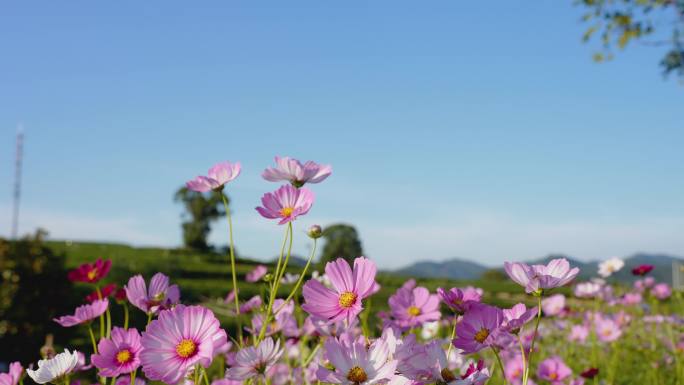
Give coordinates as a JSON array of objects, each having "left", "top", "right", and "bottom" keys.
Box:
[{"left": 11, "top": 156, "right": 681, "bottom": 385}]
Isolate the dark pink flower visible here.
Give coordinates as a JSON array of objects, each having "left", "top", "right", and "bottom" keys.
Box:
[
  {"left": 632, "top": 264, "right": 654, "bottom": 276},
  {"left": 68, "top": 259, "right": 111, "bottom": 283},
  {"left": 437, "top": 286, "right": 482, "bottom": 315},
  {"left": 54, "top": 299, "right": 109, "bottom": 327},
  {"left": 140, "top": 305, "right": 227, "bottom": 385},
  {"left": 262, "top": 156, "right": 332, "bottom": 187},
  {"left": 302, "top": 257, "right": 378, "bottom": 324},
  {"left": 255, "top": 184, "right": 314, "bottom": 224},
  {"left": 85, "top": 283, "right": 118, "bottom": 303},
  {"left": 186, "top": 161, "right": 241, "bottom": 192},
  {"left": 91, "top": 327, "right": 142, "bottom": 377}
]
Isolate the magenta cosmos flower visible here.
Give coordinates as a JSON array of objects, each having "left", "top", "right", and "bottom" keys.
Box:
[
  {"left": 85, "top": 283, "right": 118, "bottom": 303},
  {"left": 437, "top": 286, "right": 482, "bottom": 315},
  {"left": 125, "top": 272, "right": 180, "bottom": 314},
  {"left": 92, "top": 327, "right": 142, "bottom": 377},
  {"left": 302, "top": 257, "right": 378, "bottom": 324},
  {"left": 54, "top": 299, "right": 109, "bottom": 327},
  {"left": 140, "top": 305, "right": 227, "bottom": 385},
  {"left": 0, "top": 362, "right": 23, "bottom": 385},
  {"left": 316, "top": 336, "right": 397, "bottom": 385},
  {"left": 186, "top": 161, "right": 241, "bottom": 192},
  {"left": 537, "top": 356, "right": 572, "bottom": 384},
  {"left": 226, "top": 338, "right": 283, "bottom": 381},
  {"left": 255, "top": 184, "right": 314, "bottom": 224},
  {"left": 246, "top": 265, "right": 268, "bottom": 283},
  {"left": 68, "top": 258, "right": 112, "bottom": 283},
  {"left": 388, "top": 286, "right": 441, "bottom": 330},
  {"left": 632, "top": 264, "right": 654, "bottom": 276},
  {"left": 262, "top": 156, "right": 332, "bottom": 187},
  {"left": 504, "top": 258, "right": 579, "bottom": 294},
  {"left": 452, "top": 303, "right": 507, "bottom": 354}
]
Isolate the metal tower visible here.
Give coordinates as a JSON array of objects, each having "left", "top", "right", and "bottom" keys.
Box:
[{"left": 11, "top": 126, "right": 24, "bottom": 239}]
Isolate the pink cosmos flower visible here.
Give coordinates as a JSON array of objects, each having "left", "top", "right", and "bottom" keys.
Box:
[
  {"left": 457, "top": 360, "right": 491, "bottom": 385},
  {"left": 502, "top": 303, "right": 537, "bottom": 333},
  {"left": 541, "top": 294, "right": 566, "bottom": 317},
  {"left": 316, "top": 336, "right": 397, "bottom": 385},
  {"left": 388, "top": 286, "right": 441, "bottom": 330},
  {"left": 91, "top": 327, "right": 142, "bottom": 377},
  {"left": 186, "top": 161, "right": 241, "bottom": 192},
  {"left": 239, "top": 295, "right": 263, "bottom": 313},
  {"left": 115, "top": 377, "right": 146, "bottom": 385},
  {"left": 125, "top": 273, "right": 180, "bottom": 314},
  {"left": 0, "top": 362, "right": 22, "bottom": 385},
  {"left": 621, "top": 292, "right": 642, "bottom": 305},
  {"left": 634, "top": 277, "right": 655, "bottom": 291},
  {"left": 54, "top": 299, "right": 109, "bottom": 327},
  {"left": 302, "top": 257, "right": 378, "bottom": 324},
  {"left": 452, "top": 303, "right": 507, "bottom": 354},
  {"left": 85, "top": 283, "right": 118, "bottom": 303},
  {"left": 537, "top": 356, "right": 572, "bottom": 384},
  {"left": 595, "top": 318, "right": 622, "bottom": 342},
  {"left": 651, "top": 283, "right": 672, "bottom": 300},
  {"left": 255, "top": 184, "right": 314, "bottom": 224},
  {"left": 68, "top": 259, "right": 112, "bottom": 283},
  {"left": 437, "top": 286, "right": 482, "bottom": 315},
  {"left": 246, "top": 265, "right": 268, "bottom": 283},
  {"left": 568, "top": 324, "right": 589, "bottom": 343},
  {"left": 574, "top": 282, "right": 602, "bottom": 298},
  {"left": 140, "top": 305, "right": 227, "bottom": 385},
  {"left": 262, "top": 156, "right": 332, "bottom": 187},
  {"left": 250, "top": 299, "right": 299, "bottom": 337},
  {"left": 226, "top": 338, "right": 283, "bottom": 381},
  {"left": 504, "top": 259, "right": 579, "bottom": 294},
  {"left": 505, "top": 355, "right": 524, "bottom": 383}
]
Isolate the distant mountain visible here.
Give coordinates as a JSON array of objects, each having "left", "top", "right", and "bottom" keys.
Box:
[
  {"left": 394, "top": 258, "right": 488, "bottom": 280},
  {"left": 394, "top": 253, "right": 684, "bottom": 284}
]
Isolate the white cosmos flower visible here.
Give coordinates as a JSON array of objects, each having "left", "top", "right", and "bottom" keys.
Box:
[
  {"left": 598, "top": 257, "right": 625, "bottom": 278},
  {"left": 27, "top": 349, "right": 79, "bottom": 384},
  {"left": 420, "top": 321, "right": 440, "bottom": 339}
]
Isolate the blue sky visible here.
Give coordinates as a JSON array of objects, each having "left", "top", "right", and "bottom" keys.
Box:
[{"left": 1, "top": 1, "right": 683, "bottom": 268}]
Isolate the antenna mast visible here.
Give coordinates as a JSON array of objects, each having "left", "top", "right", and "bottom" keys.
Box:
[{"left": 11, "top": 126, "right": 24, "bottom": 239}]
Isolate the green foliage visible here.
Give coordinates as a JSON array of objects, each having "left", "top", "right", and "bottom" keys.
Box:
[
  {"left": 480, "top": 268, "right": 508, "bottom": 281},
  {"left": 174, "top": 187, "right": 226, "bottom": 251},
  {"left": 319, "top": 223, "right": 364, "bottom": 266},
  {"left": 0, "top": 230, "right": 76, "bottom": 363},
  {"left": 576, "top": 0, "right": 684, "bottom": 77}
]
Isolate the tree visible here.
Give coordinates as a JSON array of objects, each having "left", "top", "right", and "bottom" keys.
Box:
[
  {"left": 174, "top": 187, "right": 226, "bottom": 251},
  {"left": 319, "top": 224, "right": 364, "bottom": 265},
  {"left": 0, "top": 229, "right": 75, "bottom": 363},
  {"left": 577, "top": 0, "right": 684, "bottom": 78}
]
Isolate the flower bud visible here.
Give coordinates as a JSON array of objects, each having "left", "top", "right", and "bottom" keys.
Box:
[
  {"left": 263, "top": 273, "right": 274, "bottom": 283},
  {"left": 307, "top": 225, "right": 323, "bottom": 239}
]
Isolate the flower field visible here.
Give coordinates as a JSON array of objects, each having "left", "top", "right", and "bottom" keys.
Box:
[{"left": 2, "top": 157, "right": 681, "bottom": 385}]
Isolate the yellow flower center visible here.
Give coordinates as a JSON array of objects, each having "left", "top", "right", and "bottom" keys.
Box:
[
  {"left": 279, "top": 207, "right": 294, "bottom": 217},
  {"left": 346, "top": 366, "right": 368, "bottom": 383},
  {"left": 87, "top": 269, "right": 98, "bottom": 281},
  {"left": 441, "top": 368, "right": 456, "bottom": 382},
  {"left": 115, "top": 349, "right": 132, "bottom": 364},
  {"left": 474, "top": 327, "right": 490, "bottom": 343},
  {"left": 338, "top": 291, "right": 357, "bottom": 308},
  {"left": 407, "top": 306, "right": 421, "bottom": 316},
  {"left": 549, "top": 372, "right": 558, "bottom": 380},
  {"left": 175, "top": 338, "right": 197, "bottom": 358}
]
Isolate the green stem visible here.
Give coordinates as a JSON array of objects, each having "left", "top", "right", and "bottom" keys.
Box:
[
  {"left": 446, "top": 316, "right": 458, "bottom": 359},
  {"left": 201, "top": 366, "right": 210, "bottom": 385},
  {"left": 147, "top": 312, "right": 152, "bottom": 326},
  {"left": 522, "top": 295, "right": 542, "bottom": 385},
  {"left": 105, "top": 307, "right": 112, "bottom": 338},
  {"left": 130, "top": 369, "right": 137, "bottom": 385},
  {"left": 257, "top": 223, "right": 293, "bottom": 343},
  {"left": 221, "top": 193, "right": 242, "bottom": 346},
  {"left": 87, "top": 324, "right": 98, "bottom": 354},
  {"left": 123, "top": 303, "right": 129, "bottom": 330},
  {"left": 274, "top": 238, "right": 318, "bottom": 314},
  {"left": 518, "top": 335, "right": 527, "bottom": 384},
  {"left": 492, "top": 347, "right": 507, "bottom": 385}
]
